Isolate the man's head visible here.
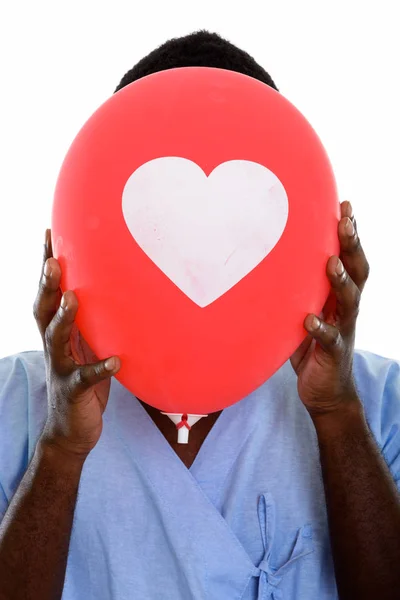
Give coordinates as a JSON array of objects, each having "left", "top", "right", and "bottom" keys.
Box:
[{"left": 115, "top": 30, "right": 278, "bottom": 93}]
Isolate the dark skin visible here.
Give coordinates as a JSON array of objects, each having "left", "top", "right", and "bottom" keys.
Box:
[
  {"left": 0, "top": 201, "right": 399, "bottom": 600},
  {"left": 140, "top": 402, "right": 222, "bottom": 468}
]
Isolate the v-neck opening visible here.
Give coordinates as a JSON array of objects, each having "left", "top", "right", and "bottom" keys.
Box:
[
  {"left": 109, "top": 375, "right": 278, "bottom": 516},
  {"left": 132, "top": 393, "right": 230, "bottom": 472},
  {"left": 109, "top": 377, "right": 262, "bottom": 491}
]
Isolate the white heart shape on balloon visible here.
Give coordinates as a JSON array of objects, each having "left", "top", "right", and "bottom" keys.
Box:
[{"left": 122, "top": 157, "right": 289, "bottom": 307}]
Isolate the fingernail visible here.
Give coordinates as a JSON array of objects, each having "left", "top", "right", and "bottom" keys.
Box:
[
  {"left": 44, "top": 260, "right": 52, "bottom": 277},
  {"left": 336, "top": 258, "right": 344, "bottom": 275},
  {"left": 345, "top": 218, "right": 355, "bottom": 236},
  {"left": 60, "top": 294, "right": 67, "bottom": 309},
  {"left": 105, "top": 358, "right": 116, "bottom": 371},
  {"left": 347, "top": 202, "right": 353, "bottom": 218},
  {"left": 311, "top": 316, "right": 321, "bottom": 330}
]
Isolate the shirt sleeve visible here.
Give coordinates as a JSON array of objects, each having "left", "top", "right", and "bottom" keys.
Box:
[
  {"left": 0, "top": 352, "right": 47, "bottom": 521},
  {"left": 379, "top": 360, "right": 400, "bottom": 487},
  {"left": 354, "top": 350, "right": 400, "bottom": 488}
]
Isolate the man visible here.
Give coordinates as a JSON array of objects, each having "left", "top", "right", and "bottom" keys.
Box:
[{"left": 0, "top": 30, "right": 399, "bottom": 600}]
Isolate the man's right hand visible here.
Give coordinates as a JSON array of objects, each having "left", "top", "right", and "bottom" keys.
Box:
[{"left": 34, "top": 229, "right": 120, "bottom": 460}]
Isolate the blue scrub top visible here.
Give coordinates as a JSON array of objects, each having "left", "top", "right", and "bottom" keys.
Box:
[{"left": 0, "top": 350, "right": 399, "bottom": 599}]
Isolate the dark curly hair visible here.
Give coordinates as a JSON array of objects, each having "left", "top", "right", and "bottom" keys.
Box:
[{"left": 115, "top": 30, "right": 278, "bottom": 92}]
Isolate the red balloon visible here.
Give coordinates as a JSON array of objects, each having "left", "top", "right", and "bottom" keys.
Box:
[{"left": 52, "top": 67, "right": 340, "bottom": 414}]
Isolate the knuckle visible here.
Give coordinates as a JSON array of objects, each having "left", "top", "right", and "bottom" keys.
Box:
[
  {"left": 330, "top": 327, "right": 342, "bottom": 348},
  {"left": 33, "top": 282, "right": 48, "bottom": 313},
  {"left": 354, "top": 289, "right": 361, "bottom": 308},
  {"left": 44, "top": 326, "right": 54, "bottom": 351},
  {"left": 55, "top": 304, "right": 65, "bottom": 323},
  {"left": 32, "top": 300, "right": 41, "bottom": 323},
  {"left": 340, "top": 270, "right": 350, "bottom": 287},
  {"left": 352, "top": 289, "right": 361, "bottom": 318},
  {"left": 349, "top": 228, "right": 362, "bottom": 250},
  {"left": 76, "top": 367, "right": 90, "bottom": 389},
  {"left": 63, "top": 377, "right": 77, "bottom": 400},
  {"left": 363, "top": 260, "right": 370, "bottom": 281},
  {"left": 91, "top": 363, "right": 104, "bottom": 381},
  {"left": 353, "top": 233, "right": 362, "bottom": 250},
  {"left": 92, "top": 363, "right": 101, "bottom": 378},
  {"left": 77, "top": 363, "right": 104, "bottom": 389},
  {"left": 38, "top": 274, "right": 50, "bottom": 294},
  {"left": 34, "top": 285, "right": 48, "bottom": 313},
  {"left": 345, "top": 232, "right": 362, "bottom": 255}
]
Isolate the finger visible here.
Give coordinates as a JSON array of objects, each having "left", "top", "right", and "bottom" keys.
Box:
[
  {"left": 33, "top": 256, "right": 62, "bottom": 338},
  {"left": 340, "top": 200, "right": 354, "bottom": 221},
  {"left": 72, "top": 356, "right": 121, "bottom": 396},
  {"left": 304, "top": 314, "right": 343, "bottom": 357},
  {"left": 39, "top": 229, "right": 55, "bottom": 287},
  {"left": 326, "top": 256, "right": 361, "bottom": 332},
  {"left": 292, "top": 297, "right": 334, "bottom": 371},
  {"left": 340, "top": 200, "right": 359, "bottom": 235},
  {"left": 338, "top": 204, "right": 369, "bottom": 292},
  {"left": 45, "top": 291, "right": 78, "bottom": 370},
  {"left": 43, "top": 229, "right": 53, "bottom": 268}
]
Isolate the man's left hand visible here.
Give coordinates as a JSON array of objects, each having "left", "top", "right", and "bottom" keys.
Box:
[{"left": 290, "top": 201, "right": 370, "bottom": 418}]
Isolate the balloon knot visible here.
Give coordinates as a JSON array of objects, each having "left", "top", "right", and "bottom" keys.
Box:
[{"left": 176, "top": 414, "right": 191, "bottom": 430}]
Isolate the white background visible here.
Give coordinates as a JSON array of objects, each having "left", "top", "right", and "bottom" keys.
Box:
[{"left": 0, "top": 0, "right": 398, "bottom": 360}]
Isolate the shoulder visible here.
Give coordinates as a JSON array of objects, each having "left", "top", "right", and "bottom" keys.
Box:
[
  {"left": 0, "top": 350, "right": 46, "bottom": 386},
  {"left": 0, "top": 352, "right": 48, "bottom": 514},
  {"left": 353, "top": 349, "right": 400, "bottom": 483},
  {"left": 353, "top": 349, "right": 400, "bottom": 426},
  {"left": 0, "top": 351, "right": 47, "bottom": 427}
]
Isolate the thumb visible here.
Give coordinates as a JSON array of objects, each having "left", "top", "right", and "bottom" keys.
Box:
[{"left": 72, "top": 356, "right": 121, "bottom": 396}]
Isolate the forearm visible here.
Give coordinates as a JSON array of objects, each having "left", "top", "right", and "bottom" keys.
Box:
[
  {"left": 0, "top": 438, "right": 85, "bottom": 600},
  {"left": 314, "top": 401, "right": 400, "bottom": 600}
]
